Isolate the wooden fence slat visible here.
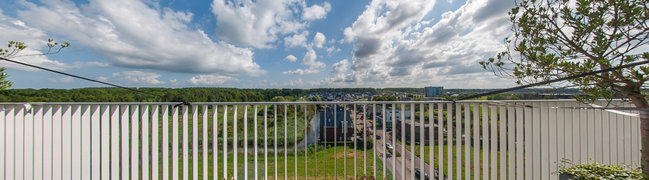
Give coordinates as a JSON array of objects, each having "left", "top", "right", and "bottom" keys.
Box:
[
  {"left": 5, "top": 106, "right": 14, "bottom": 180},
  {"left": 481, "top": 103, "right": 488, "bottom": 180},
  {"left": 141, "top": 105, "right": 150, "bottom": 180},
  {"left": 120, "top": 105, "right": 130, "bottom": 180},
  {"left": 81, "top": 105, "right": 91, "bottom": 180},
  {"left": 0, "top": 105, "right": 4, "bottom": 180},
  {"left": 91, "top": 105, "right": 101, "bottom": 180},
  {"left": 515, "top": 104, "right": 523, "bottom": 180},
  {"left": 62, "top": 105, "right": 72, "bottom": 180},
  {"left": 498, "top": 106, "right": 506, "bottom": 179},
  {"left": 182, "top": 106, "right": 189, "bottom": 180},
  {"left": 472, "top": 103, "right": 479, "bottom": 180},
  {"left": 489, "top": 105, "right": 497, "bottom": 180},
  {"left": 43, "top": 106, "right": 53, "bottom": 180},
  {"left": 130, "top": 105, "right": 139, "bottom": 180},
  {"left": 110, "top": 105, "right": 120, "bottom": 180},
  {"left": 507, "top": 105, "right": 515, "bottom": 179},
  {"left": 172, "top": 106, "right": 179, "bottom": 180},
  {"left": 202, "top": 105, "right": 208, "bottom": 180},
  {"left": 192, "top": 105, "right": 199, "bottom": 180},
  {"left": 100, "top": 105, "right": 110, "bottom": 180},
  {"left": 152, "top": 105, "right": 160, "bottom": 180},
  {"left": 33, "top": 105, "right": 43, "bottom": 180},
  {"left": 548, "top": 102, "right": 558, "bottom": 180},
  {"left": 15, "top": 106, "right": 25, "bottom": 180},
  {"left": 212, "top": 105, "right": 218, "bottom": 180},
  {"left": 31, "top": 105, "right": 43, "bottom": 180},
  {"left": 524, "top": 103, "right": 532, "bottom": 180}
]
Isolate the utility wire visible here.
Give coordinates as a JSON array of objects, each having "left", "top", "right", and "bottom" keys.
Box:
[
  {"left": 458, "top": 60, "right": 649, "bottom": 100},
  {"left": 0, "top": 57, "right": 165, "bottom": 98}
]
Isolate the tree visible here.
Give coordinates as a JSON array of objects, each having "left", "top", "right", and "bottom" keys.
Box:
[
  {"left": 480, "top": 0, "right": 649, "bottom": 176},
  {"left": 0, "top": 39, "right": 69, "bottom": 90}
]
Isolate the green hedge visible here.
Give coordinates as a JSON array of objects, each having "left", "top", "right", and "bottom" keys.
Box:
[{"left": 558, "top": 162, "right": 641, "bottom": 179}]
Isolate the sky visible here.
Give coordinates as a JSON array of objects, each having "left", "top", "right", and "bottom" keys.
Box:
[{"left": 0, "top": 0, "right": 517, "bottom": 89}]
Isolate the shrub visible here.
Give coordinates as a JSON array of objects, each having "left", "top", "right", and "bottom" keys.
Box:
[{"left": 558, "top": 162, "right": 641, "bottom": 180}]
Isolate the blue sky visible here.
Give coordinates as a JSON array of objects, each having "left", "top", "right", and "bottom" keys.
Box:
[{"left": 0, "top": 0, "right": 516, "bottom": 89}]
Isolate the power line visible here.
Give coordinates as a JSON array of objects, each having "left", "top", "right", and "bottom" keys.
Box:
[
  {"left": 458, "top": 60, "right": 649, "bottom": 100},
  {"left": 0, "top": 57, "right": 164, "bottom": 98}
]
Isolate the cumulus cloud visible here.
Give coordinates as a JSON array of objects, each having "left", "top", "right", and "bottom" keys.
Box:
[
  {"left": 284, "top": 54, "right": 298, "bottom": 62},
  {"left": 331, "top": 59, "right": 349, "bottom": 74},
  {"left": 283, "top": 48, "right": 326, "bottom": 75},
  {"left": 47, "top": 76, "right": 75, "bottom": 83},
  {"left": 0, "top": 11, "right": 73, "bottom": 71},
  {"left": 213, "top": 0, "right": 330, "bottom": 49},
  {"left": 189, "top": 74, "right": 237, "bottom": 85},
  {"left": 326, "top": 0, "right": 514, "bottom": 88},
  {"left": 302, "top": 2, "right": 331, "bottom": 21},
  {"left": 284, "top": 31, "right": 309, "bottom": 48},
  {"left": 16, "top": 0, "right": 262, "bottom": 76},
  {"left": 112, "top": 71, "right": 165, "bottom": 85},
  {"left": 313, "top": 32, "right": 326, "bottom": 48},
  {"left": 96, "top": 76, "right": 108, "bottom": 82}
]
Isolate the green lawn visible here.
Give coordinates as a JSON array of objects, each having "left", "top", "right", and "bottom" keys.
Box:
[{"left": 150, "top": 146, "right": 393, "bottom": 179}]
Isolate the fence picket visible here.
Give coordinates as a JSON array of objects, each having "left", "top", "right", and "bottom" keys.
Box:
[
  {"left": 499, "top": 106, "right": 506, "bottom": 180},
  {"left": 152, "top": 105, "right": 159, "bottom": 180},
  {"left": 15, "top": 105, "right": 25, "bottom": 180},
  {"left": 192, "top": 105, "right": 198, "bottom": 180},
  {"left": 0, "top": 101, "right": 642, "bottom": 180},
  {"left": 141, "top": 105, "right": 149, "bottom": 180},
  {"left": 130, "top": 105, "right": 139, "bottom": 180},
  {"left": 44, "top": 105, "right": 54, "bottom": 180},
  {"left": 182, "top": 105, "right": 189, "bottom": 180},
  {"left": 90, "top": 105, "right": 100, "bottom": 180},
  {"left": 33, "top": 105, "right": 43, "bottom": 180},
  {"left": 109, "top": 105, "right": 119, "bottom": 180},
  {"left": 172, "top": 106, "right": 179, "bottom": 180},
  {"left": 202, "top": 105, "right": 208, "bottom": 180}
]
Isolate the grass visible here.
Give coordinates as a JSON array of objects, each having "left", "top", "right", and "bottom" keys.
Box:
[{"left": 145, "top": 146, "right": 393, "bottom": 179}]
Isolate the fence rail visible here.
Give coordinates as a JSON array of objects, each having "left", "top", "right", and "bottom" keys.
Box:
[{"left": 0, "top": 100, "right": 641, "bottom": 180}]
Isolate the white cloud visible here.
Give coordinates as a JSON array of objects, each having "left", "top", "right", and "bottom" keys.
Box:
[
  {"left": 284, "top": 54, "right": 298, "bottom": 62},
  {"left": 0, "top": 11, "right": 73, "bottom": 71},
  {"left": 283, "top": 48, "right": 326, "bottom": 75},
  {"left": 212, "top": 0, "right": 328, "bottom": 49},
  {"left": 112, "top": 71, "right": 165, "bottom": 85},
  {"left": 17, "top": 0, "right": 263, "bottom": 76},
  {"left": 47, "top": 76, "right": 75, "bottom": 83},
  {"left": 284, "top": 31, "right": 309, "bottom": 48},
  {"left": 327, "top": 0, "right": 515, "bottom": 88},
  {"left": 313, "top": 32, "right": 326, "bottom": 48},
  {"left": 286, "top": 78, "right": 304, "bottom": 87},
  {"left": 189, "top": 74, "right": 237, "bottom": 85},
  {"left": 331, "top": 59, "right": 349, "bottom": 74},
  {"left": 302, "top": 2, "right": 331, "bottom": 21},
  {"left": 96, "top": 76, "right": 108, "bottom": 82}
]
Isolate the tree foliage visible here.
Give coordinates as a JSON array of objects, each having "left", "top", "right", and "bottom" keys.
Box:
[
  {"left": 481, "top": 0, "right": 649, "bottom": 104},
  {"left": 481, "top": 0, "right": 649, "bottom": 176},
  {"left": 0, "top": 39, "right": 70, "bottom": 90}
]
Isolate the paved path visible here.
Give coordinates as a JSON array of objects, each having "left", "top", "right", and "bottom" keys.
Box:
[{"left": 373, "top": 130, "right": 442, "bottom": 180}]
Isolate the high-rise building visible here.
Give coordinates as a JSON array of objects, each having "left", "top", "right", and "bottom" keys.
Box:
[{"left": 424, "top": 86, "right": 444, "bottom": 97}]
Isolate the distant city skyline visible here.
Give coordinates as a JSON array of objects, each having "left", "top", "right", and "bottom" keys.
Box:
[{"left": 0, "top": 0, "right": 516, "bottom": 89}]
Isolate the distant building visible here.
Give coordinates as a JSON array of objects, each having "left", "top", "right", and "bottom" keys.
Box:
[
  {"left": 319, "top": 105, "right": 354, "bottom": 142},
  {"left": 424, "top": 86, "right": 444, "bottom": 97},
  {"left": 376, "top": 109, "right": 410, "bottom": 129}
]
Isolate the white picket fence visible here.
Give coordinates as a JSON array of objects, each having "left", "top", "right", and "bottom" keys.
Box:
[{"left": 0, "top": 100, "right": 641, "bottom": 180}]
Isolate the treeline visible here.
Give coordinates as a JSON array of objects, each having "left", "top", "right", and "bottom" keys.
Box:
[{"left": 0, "top": 87, "right": 423, "bottom": 102}]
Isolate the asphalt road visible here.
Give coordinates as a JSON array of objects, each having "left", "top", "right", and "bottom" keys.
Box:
[{"left": 373, "top": 129, "right": 440, "bottom": 180}]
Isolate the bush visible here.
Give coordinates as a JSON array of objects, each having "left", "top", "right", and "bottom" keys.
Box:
[{"left": 558, "top": 162, "right": 641, "bottom": 180}]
